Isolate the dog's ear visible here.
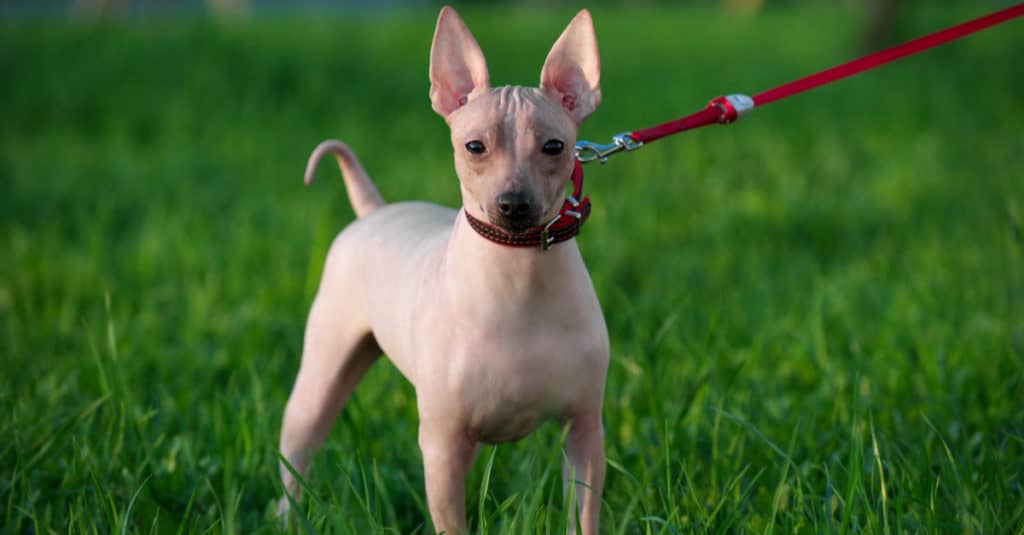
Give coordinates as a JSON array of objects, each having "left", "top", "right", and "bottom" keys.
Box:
[
  {"left": 429, "top": 6, "right": 490, "bottom": 122},
  {"left": 540, "top": 9, "right": 601, "bottom": 124}
]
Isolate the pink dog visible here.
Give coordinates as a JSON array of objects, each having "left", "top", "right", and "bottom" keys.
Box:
[{"left": 278, "top": 7, "right": 609, "bottom": 534}]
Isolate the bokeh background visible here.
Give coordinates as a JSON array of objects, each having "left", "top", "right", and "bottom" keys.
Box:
[{"left": 2, "top": 1, "right": 1022, "bottom": 533}]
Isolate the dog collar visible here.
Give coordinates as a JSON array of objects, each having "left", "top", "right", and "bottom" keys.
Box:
[{"left": 464, "top": 160, "right": 591, "bottom": 250}]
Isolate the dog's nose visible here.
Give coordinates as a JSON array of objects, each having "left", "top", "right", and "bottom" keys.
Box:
[{"left": 495, "top": 192, "right": 532, "bottom": 217}]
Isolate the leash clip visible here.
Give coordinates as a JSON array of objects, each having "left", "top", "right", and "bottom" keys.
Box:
[{"left": 574, "top": 132, "right": 643, "bottom": 164}]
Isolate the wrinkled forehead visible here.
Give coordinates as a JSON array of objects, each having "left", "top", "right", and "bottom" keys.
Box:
[{"left": 450, "top": 86, "right": 575, "bottom": 140}]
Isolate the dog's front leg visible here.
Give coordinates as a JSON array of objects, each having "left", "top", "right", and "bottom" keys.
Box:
[
  {"left": 419, "top": 422, "right": 478, "bottom": 534},
  {"left": 563, "top": 414, "right": 605, "bottom": 535}
]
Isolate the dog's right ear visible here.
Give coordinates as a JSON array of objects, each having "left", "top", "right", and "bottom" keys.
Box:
[{"left": 429, "top": 6, "right": 490, "bottom": 122}]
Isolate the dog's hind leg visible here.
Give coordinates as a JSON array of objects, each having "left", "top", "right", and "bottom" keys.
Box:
[{"left": 276, "top": 287, "right": 380, "bottom": 517}]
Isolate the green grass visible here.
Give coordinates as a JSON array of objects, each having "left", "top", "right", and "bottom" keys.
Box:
[{"left": 2, "top": 4, "right": 1023, "bottom": 533}]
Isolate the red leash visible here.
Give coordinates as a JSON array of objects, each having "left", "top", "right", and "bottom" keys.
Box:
[{"left": 576, "top": 3, "right": 1024, "bottom": 163}]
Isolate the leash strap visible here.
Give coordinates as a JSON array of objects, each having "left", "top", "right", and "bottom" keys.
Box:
[
  {"left": 576, "top": 3, "right": 1024, "bottom": 161},
  {"left": 752, "top": 3, "right": 1024, "bottom": 108}
]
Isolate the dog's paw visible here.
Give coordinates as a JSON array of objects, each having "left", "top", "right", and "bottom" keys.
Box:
[{"left": 275, "top": 496, "right": 294, "bottom": 531}]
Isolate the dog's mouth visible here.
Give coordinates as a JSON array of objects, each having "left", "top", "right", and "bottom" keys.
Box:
[
  {"left": 487, "top": 211, "right": 544, "bottom": 234},
  {"left": 487, "top": 214, "right": 539, "bottom": 235}
]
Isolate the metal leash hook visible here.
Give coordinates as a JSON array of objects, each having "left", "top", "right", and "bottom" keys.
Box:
[{"left": 574, "top": 132, "right": 643, "bottom": 164}]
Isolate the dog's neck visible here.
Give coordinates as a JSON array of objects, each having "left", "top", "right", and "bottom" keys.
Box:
[{"left": 443, "top": 209, "right": 585, "bottom": 312}]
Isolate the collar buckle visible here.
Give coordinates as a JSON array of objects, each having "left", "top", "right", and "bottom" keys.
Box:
[{"left": 540, "top": 213, "right": 563, "bottom": 251}]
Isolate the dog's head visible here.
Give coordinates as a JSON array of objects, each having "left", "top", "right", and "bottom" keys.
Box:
[{"left": 429, "top": 7, "right": 601, "bottom": 234}]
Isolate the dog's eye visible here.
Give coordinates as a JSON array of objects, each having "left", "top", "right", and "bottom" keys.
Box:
[
  {"left": 541, "top": 139, "right": 564, "bottom": 155},
  {"left": 465, "top": 140, "right": 486, "bottom": 155}
]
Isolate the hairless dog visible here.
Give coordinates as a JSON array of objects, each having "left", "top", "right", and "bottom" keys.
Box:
[{"left": 278, "top": 7, "right": 608, "bottom": 533}]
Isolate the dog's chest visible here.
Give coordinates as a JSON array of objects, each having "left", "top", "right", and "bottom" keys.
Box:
[{"left": 447, "top": 322, "right": 604, "bottom": 444}]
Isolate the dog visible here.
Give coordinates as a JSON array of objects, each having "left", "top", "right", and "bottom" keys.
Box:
[{"left": 278, "top": 7, "right": 608, "bottom": 534}]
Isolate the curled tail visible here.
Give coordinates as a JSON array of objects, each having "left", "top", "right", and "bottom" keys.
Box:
[{"left": 304, "top": 140, "right": 385, "bottom": 218}]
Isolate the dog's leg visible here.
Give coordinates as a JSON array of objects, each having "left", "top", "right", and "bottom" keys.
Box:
[
  {"left": 277, "top": 293, "right": 380, "bottom": 517},
  {"left": 419, "top": 422, "right": 478, "bottom": 534},
  {"left": 563, "top": 414, "right": 605, "bottom": 535}
]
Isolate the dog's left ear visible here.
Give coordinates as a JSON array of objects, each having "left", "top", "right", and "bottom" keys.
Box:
[{"left": 540, "top": 9, "right": 601, "bottom": 124}]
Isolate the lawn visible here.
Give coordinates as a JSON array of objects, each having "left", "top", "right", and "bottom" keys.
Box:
[{"left": 1, "top": 4, "right": 1022, "bottom": 533}]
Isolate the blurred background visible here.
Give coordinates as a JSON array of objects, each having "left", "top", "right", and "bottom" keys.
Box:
[
  {"left": 2, "top": 0, "right": 1022, "bottom": 532},
  {"left": 0, "top": 0, "right": 992, "bottom": 50}
]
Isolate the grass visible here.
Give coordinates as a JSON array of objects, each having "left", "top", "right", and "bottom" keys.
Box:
[{"left": 2, "top": 4, "right": 1023, "bottom": 533}]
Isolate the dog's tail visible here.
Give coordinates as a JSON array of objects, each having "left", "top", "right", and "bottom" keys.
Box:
[{"left": 304, "top": 140, "right": 385, "bottom": 218}]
